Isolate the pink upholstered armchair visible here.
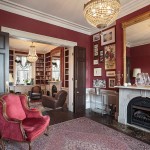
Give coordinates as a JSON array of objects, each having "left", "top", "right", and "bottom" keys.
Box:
[{"left": 0, "top": 94, "right": 50, "bottom": 150}]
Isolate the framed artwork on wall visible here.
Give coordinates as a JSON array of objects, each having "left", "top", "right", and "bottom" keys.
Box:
[
  {"left": 106, "top": 71, "right": 116, "bottom": 77},
  {"left": 104, "top": 44, "right": 116, "bottom": 70},
  {"left": 93, "top": 59, "right": 99, "bottom": 65},
  {"left": 94, "top": 68, "right": 102, "bottom": 76},
  {"left": 93, "top": 44, "right": 98, "bottom": 57},
  {"left": 99, "top": 50, "right": 104, "bottom": 63},
  {"left": 101, "top": 27, "right": 115, "bottom": 46},
  {"left": 109, "top": 78, "right": 115, "bottom": 88},
  {"left": 93, "top": 79, "right": 106, "bottom": 88},
  {"left": 93, "top": 33, "right": 100, "bottom": 42}
]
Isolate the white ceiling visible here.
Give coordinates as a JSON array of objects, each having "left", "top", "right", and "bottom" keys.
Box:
[
  {"left": 126, "top": 19, "right": 150, "bottom": 47},
  {"left": 6, "top": 0, "right": 131, "bottom": 29},
  {"left": 1, "top": 0, "right": 150, "bottom": 50},
  {"left": 9, "top": 38, "right": 58, "bottom": 53}
]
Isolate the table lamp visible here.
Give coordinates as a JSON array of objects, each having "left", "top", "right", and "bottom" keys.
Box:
[
  {"left": 133, "top": 68, "right": 141, "bottom": 77},
  {"left": 133, "top": 68, "right": 141, "bottom": 85}
]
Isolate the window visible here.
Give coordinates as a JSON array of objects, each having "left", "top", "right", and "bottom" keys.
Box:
[
  {"left": 15, "top": 56, "right": 33, "bottom": 85},
  {"left": 52, "top": 58, "right": 60, "bottom": 81}
]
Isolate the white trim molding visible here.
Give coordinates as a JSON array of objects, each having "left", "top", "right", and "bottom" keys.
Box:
[
  {"left": 0, "top": 0, "right": 91, "bottom": 35},
  {"left": 1, "top": 27, "right": 77, "bottom": 47}
]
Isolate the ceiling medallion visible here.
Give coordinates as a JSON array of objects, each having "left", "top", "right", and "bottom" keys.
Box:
[
  {"left": 83, "top": 0, "right": 121, "bottom": 29},
  {"left": 27, "top": 42, "right": 38, "bottom": 63}
]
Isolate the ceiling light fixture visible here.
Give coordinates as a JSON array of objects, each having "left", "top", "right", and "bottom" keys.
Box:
[
  {"left": 83, "top": 0, "right": 120, "bottom": 29},
  {"left": 27, "top": 42, "right": 38, "bottom": 63}
]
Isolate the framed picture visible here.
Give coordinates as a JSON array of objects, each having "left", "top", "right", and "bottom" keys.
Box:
[
  {"left": 109, "top": 78, "right": 115, "bottom": 88},
  {"left": 93, "top": 79, "right": 106, "bottom": 88},
  {"left": 99, "top": 50, "right": 104, "bottom": 63},
  {"left": 93, "top": 33, "right": 100, "bottom": 42},
  {"left": 93, "top": 59, "right": 99, "bottom": 65},
  {"left": 93, "top": 44, "right": 98, "bottom": 56},
  {"left": 101, "top": 27, "right": 115, "bottom": 46},
  {"left": 94, "top": 68, "right": 102, "bottom": 76},
  {"left": 106, "top": 71, "right": 116, "bottom": 77},
  {"left": 104, "top": 44, "right": 116, "bottom": 70}
]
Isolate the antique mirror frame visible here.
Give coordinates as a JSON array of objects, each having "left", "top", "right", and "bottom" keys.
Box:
[{"left": 122, "top": 11, "right": 150, "bottom": 83}]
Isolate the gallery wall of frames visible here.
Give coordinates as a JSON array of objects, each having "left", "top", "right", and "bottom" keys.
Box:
[{"left": 92, "top": 26, "right": 117, "bottom": 89}]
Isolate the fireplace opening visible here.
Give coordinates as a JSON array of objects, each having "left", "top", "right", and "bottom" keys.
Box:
[{"left": 127, "top": 96, "right": 150, "bottom": 130}]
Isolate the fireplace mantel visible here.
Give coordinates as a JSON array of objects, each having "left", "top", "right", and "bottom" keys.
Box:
[
  {"left": 116, "top": 86, "right": 150, "bottom": 130},
  {"left": 115, "top": 85, "right": 150, "bottom": 91}
]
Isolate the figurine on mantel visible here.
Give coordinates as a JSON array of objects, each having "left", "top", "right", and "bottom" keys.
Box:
[{"left": 116, "top": 71, "right": 122, "bottom": 86}]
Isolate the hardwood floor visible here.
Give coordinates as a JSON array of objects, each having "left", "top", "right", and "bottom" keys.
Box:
[{"left": 44, "top": 109, "right": 150, "bottom": 145}]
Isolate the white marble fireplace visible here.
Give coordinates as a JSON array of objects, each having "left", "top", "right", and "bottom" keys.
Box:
[{"left": 117, "top": 86, "right": 150, "bottom": 128}]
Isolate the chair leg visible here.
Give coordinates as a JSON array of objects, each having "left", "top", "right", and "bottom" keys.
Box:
[
  {"left": 28, "top": 142, "right": 32, "bottom": 150},
  {"left": 44, "top": 126, "right": 49, "bottom": 136},
  {"left": 0, "top": 139, "right": 5, "bottom": 150}
]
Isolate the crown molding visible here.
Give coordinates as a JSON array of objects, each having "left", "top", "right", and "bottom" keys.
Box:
[
  {"left": 118, "top": 0, "right": 150, "bottom": 19},
  {"left": 0, "top": 0, "right": 149, "bottom": 35},
  {"left": 129, "top": 39, "right": 150, "bottom": 47},
  {"left": 0, "top": 0, "right": 91, "bottom": 35}
]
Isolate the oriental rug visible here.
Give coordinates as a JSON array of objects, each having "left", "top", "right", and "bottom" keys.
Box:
[{"left": 4, "top": 117, "right": 150, "bottom": 150}]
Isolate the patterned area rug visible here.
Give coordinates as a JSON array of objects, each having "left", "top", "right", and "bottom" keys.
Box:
[
  {"left": 29, "top": 101, "right": 52, "bottom": 112},
  {"left": 4, "top": 117, "right": 150, "bottom": 150}
]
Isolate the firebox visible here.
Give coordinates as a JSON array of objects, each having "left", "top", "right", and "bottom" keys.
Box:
[{"left": 127, "top": 96, "right": 150, "bottom": 130}]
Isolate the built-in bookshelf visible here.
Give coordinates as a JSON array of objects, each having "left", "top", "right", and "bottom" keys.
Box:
[
  {"left": 45, "top": 52, "right": 52, "bottom": 84},
  {"left": 35, "top": 54, "right": 45, "bottom": 85},
  {"left": 64, "top": 48, "right": 69, "bottom": 87},
  {"left": 9, "top": 50, "right": 14, "bottom": 74}
]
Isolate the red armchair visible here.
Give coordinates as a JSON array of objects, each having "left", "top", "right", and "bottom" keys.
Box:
[{"left": 0, "top": 93, "right": 50, "bottom": 150}]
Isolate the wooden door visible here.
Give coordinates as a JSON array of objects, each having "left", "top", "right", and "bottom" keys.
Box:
[
  {"left": 74, "top": 46, "right": 86, "bottom": 113},
  {"left": 0, "top": 32, "right": 9, "bottom": 94}
]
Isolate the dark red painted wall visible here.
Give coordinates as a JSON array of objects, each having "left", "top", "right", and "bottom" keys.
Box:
[
  {"left": 130, "top": 44, "right": 150, "bottom": 83},
  {"left": 0, "top": 9, "right": 92, "bottom": 87},
  {"left": 116, "top": 5, "right": 150, "bottom": 84}
]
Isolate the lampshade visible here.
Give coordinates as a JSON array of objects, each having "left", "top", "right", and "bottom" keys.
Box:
[
  {"left": 27, "top": 43, "right": 38, "bottom": 63},
  {"left": 133, "top": 68, "right": 141, "bottom": 77},
  {"left": 83, "top": 0, "right": 121, "bottom": 29}
]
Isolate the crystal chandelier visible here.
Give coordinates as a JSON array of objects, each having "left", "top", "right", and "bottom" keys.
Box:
[
  {"left": 27, "top": 42, "right": 38, "bottom": 63},
  {"left": 83, "top": 0, "right": 121, "bottom": 29}
]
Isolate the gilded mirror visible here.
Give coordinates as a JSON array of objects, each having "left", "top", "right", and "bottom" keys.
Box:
[{"left": 122, "top": 11, "right": 150, "bottom": 83}]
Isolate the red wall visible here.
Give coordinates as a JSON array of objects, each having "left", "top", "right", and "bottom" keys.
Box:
[
  {"left": 116, "top": 5, "right": 150, "bottom": 84},
  {"left": 130, "top": 44, "right": 150, "bottom": 74},
  {"left": 0, "top": 9, "right": 93, "bottom": 87}
]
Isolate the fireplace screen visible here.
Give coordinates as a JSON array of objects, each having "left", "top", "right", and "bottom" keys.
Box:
[{"left": 127, "top": 96, "right": 150, "bottom": 130}]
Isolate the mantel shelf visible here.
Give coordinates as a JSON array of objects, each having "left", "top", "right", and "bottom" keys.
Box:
[{"left": 115, "top": 85, "right": 150, "bottom": 91}]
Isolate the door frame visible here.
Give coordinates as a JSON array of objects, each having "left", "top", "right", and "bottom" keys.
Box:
[{"left": 1, "top": 26, "right": 76, "bottom": 112}]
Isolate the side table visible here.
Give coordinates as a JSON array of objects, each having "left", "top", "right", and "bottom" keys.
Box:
[{"left": 89, "top": 91, "right": 107, "bottom": 115}]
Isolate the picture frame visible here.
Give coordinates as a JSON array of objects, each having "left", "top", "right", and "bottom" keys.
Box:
[
  {"left": 94, "top": 68, "right": 102, "bottom": 76},
  {"left": 104, "top": 44, "right": 116, "bottom": 70},
  {"left": 106, "top": 71, "right": 116, "bottom": 77},
  {"left": 93, "top": 59, "right": 99, "bottom": 65},
  {"left": 101, "top": 27, "right": 115, "bottom": 46},
  {"left": 93, "top": 44, "right": 98, "bottom": 56},
  {"left": 99, "top": 50, "right": 104, "bottom": 63},
  {"left": 109, "top": 78, "right": 115, "bottom": 88},
  {"left": 93, "top": 33, "right": 100, "bottom": 42},
  {"left": 93, "top": 79, "right": 106, "bottom": 88}
]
